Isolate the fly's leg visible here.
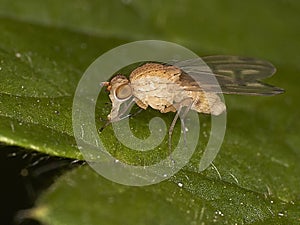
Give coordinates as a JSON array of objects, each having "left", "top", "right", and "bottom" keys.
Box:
[
  {"left": 114, "top": 98, "right": 137, "bottom": 121},
  {"left": 169, "top": 107, "right": 181, "bottom": 154},
  {"left": 168, "top": 98, "right": 194, "bottom": 154},
  {"left": 179, "top": 100, "right": 194, "bottom": 147},
  {"left": 99, "top": 98, "right": 136, "bottom": 132},
  {"left": 128, "top": 108, "right": 144, "bottom": 119},
  {"left": 127, "top": 98, "right": 148, "bottom": 118}
]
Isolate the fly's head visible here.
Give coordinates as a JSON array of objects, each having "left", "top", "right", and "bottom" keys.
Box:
[{"left": 102, "top": 75, "right": 133, "bottom": 122}]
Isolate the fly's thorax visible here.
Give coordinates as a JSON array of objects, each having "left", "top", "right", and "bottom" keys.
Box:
[
  {"left": 130, "top": 63, "right": 181, "bottom": 82},
  {"left": 131, "top": 75, "right": 189, "bottom": 112},
  {"left": 129, "top": 63, "right": 188, "bottom": 112}
]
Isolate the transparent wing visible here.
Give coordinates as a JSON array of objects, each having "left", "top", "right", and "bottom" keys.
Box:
[{"left": 172, "top": 55, "right": 284, "bottom": 96}]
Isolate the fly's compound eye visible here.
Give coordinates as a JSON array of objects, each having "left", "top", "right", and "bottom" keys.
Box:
[{"left": 114, "top": 84, "right": 132, "bottom": 101}]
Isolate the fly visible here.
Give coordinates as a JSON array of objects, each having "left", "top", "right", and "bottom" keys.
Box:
[{"left": 100, "top": 55, "right": 284, "bottom": 150}]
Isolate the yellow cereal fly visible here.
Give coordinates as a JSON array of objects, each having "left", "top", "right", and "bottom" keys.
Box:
[{"left": 101, "top": 55, "right": 284, "bottom": 149}]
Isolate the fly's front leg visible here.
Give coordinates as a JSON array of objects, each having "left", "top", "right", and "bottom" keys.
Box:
[
  {"left": 100, "top": 98, "right": 136, "bottom": 132},
  {"left": 114, "top": 97, "right": 137, "bottom": 121}
]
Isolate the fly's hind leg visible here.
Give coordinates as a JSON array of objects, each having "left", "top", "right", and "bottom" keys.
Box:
[{"left": 168, "top": 98, "right": 194, "bottom": 155}]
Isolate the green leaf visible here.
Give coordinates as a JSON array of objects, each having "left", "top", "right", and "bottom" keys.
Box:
[
  {"left": 0, "top": 0, "right": 299, "bottom": 224},
  {"left": 0, "top": 17, "right": 125, "bottom": 158},
  {"left": 29, "top": 165, "right": 300, "bottom": 225},
  {"left": 0, "top": 0, "right": 299, "bottom": 68}
]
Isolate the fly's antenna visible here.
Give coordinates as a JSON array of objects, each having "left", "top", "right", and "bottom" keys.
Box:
[{"left": 100, "top": 81, "right": 110, "bottom": 87}]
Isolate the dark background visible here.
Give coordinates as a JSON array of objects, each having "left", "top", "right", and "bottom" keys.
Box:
[{"left": 0, "top": 146, "right": 76, "bottom": 225}]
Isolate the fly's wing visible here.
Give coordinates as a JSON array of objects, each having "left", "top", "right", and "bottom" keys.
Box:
[{"left": 172, "top": 56, "right": 285, "bottom": 95}]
